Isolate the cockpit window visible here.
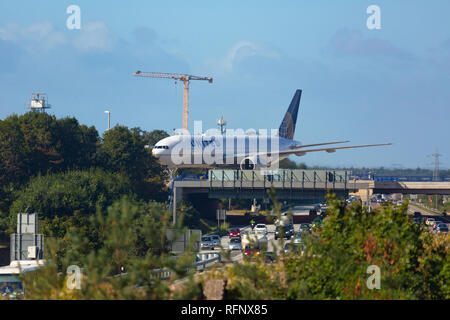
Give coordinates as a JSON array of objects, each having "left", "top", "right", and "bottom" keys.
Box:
[{"left": 154, "top": 146, "right": 169, "bottom": 149}]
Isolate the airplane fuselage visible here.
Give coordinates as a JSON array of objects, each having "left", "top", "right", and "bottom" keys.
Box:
[{"left": 152, "top": 134, "right": 297, "bottom": 169}]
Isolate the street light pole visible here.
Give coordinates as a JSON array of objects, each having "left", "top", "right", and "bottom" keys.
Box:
[{"left": 104, "top": 110, "right": 110, "bottom": 130}]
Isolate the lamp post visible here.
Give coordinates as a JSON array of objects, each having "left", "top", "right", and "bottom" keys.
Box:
[{"left": 104, "top": 110, "right": 110, "bottom": 131}]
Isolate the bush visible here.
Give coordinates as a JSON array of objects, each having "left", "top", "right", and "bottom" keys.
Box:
[
  {"left": 22, "top": 198, "right": 202, "bottom": 299},
  {"left": 213, "top": 191, "right": 449, "bottom": 300}
]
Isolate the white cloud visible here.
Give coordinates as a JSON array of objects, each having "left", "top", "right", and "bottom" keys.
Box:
[
  {"left": 328, "top": 28, "right": 412, "bottom": 60},
  {"left": 73, "top": 22, "right": 117, "bottom": 52},
  {"left": 206, "top": 40, "right": 281, "bottom": 74},
  {"left": 0, "top": 22, "right": 66, "bottom": 53}
]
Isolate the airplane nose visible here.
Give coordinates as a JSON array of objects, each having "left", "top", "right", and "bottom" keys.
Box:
[{"left": 152, "top": 149, "right": 160, "bottom": 158}]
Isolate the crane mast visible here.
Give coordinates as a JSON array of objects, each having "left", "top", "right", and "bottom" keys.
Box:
[{"left": 133, "top": 71, "right": 213, "bottom": 131}]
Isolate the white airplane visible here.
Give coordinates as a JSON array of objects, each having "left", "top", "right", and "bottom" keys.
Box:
[{"left": 152, "top": 90, "right": 391, "bottom": 170}]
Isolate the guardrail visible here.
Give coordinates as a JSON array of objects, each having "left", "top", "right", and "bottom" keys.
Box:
[
  {"left": 351, "top": 175, "right": 450, "bottom": 182},
  {"left": 150, "top": 253, "right": 221, "bottom": 280}
]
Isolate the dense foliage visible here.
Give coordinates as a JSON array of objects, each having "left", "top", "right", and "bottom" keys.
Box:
[
  {"left": 22, "top": 199, "right": 201, "bottom": 299},
  {"left": 209, "top": 193, "right": 449, "bottom": 300},
  {"left": 0, "top": 112, "right": 169, "bottom": 241}
]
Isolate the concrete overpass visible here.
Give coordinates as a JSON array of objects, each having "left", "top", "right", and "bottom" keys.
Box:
[{"left": 171, "top": 169, "right": 450, "bottom": 223}]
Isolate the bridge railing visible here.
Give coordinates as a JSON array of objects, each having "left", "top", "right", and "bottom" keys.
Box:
[
  {"left": 209, "top": 169, "right": 350, "bottom": 184},
  {"left": 351, "top": 175, "right": 450, "bottom": 182}
]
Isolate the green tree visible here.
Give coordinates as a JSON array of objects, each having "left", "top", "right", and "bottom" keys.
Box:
[
  {"left": 22, "top": 199, "right": 201, "bottom": 300},
  {"left": 0, "top": 112, "right": 98, "bottom": 188},
  {"left": 142, "top": 129, "right": 169, "bottom": 147},
  {"left": 279, "top": 158, "right": 307, "bottom": 169},
  {"left": 97, "top": 126, "right": 168, "bottom": 201},
  {"left": 9, "top": 169, "right": 133, "bottom": 238}
]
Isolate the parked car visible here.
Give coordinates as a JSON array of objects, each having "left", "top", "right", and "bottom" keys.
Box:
[
  {"left": 425, "top": 218, "right": 436, "bottom": 226},
  {"left": 436, "top": 223, "right": 449, "bottom": 233},
  {"left": 274, "top": 224, "right": 294, "bottom": 240},
  {"left": 228, "top": 228, "right": 241, "bottom": 238},
  {"left": 200, "top": 236, "right": 215, "bottom": 250},
  {"left": 254, "top": 224, "right": 268, "bottom": 235}
]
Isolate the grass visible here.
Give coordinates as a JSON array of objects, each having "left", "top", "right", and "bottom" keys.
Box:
[{"left": 409, "top": 203, "right": 442, "bottom": 216}]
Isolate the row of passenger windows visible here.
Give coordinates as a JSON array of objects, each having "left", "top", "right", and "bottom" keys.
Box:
[{"left": 154, "top": 146, "right": 169, "bottom": 149}]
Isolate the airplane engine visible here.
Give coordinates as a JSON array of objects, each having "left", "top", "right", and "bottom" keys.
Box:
[{"left": 240, "top": 156, "right": 266, "bottom": 170}]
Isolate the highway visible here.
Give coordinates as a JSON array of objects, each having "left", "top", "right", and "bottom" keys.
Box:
[
  {"left": 406, "top": 204, "right": 450, "bottom": 229},
  {"left": 200, "top": 203, "right": 449, "bottom": 264},
  {"left": 200, "top": 224, "right": 302, "bottom": 262}
]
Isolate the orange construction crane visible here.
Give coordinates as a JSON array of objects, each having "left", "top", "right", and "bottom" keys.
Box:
[{"left": 133, "top": 71, "right": 213, "bottom": 131}]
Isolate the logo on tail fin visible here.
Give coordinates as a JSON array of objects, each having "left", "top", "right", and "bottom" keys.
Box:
[{"left": 278, "top": 90, "right": 302, "bottom": 140}]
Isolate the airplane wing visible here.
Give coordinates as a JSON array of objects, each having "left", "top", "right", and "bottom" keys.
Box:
[
  {"left": 234, "top": 140, "right": 351, "bottom": 158},
  {"left": 233, "top": 141, "right": 391, "bottom": 160},
  {"left": 294, "top": 140, "right": 350, "bottom": 149},
  {"left": 282, "top": 143, "right": 392, "bottom": 156}
]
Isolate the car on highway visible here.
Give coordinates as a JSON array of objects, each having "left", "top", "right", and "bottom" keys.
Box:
[
  {"left": 275, "top": 212, "right": 293, "bottom": 227},
  {"left": 431, "top": 221, "right": 445, "bottom": 232},
  {"left": 209, "top": 234, "right": 222, "bottom": 247},
  {"left": 200, "top": 236, "right": 215, "bottom": 250},
  {"left": 228, "top": 228, "right": 241, "bottom": 238},
  {"left": 228, "top": 237, "right": 242, "bottom": 250},
  {"left": 283, "top": 241, "right": 305, "bottom": 254},
  {"left": 414, "top": 217, "right": 422, "bottom": 225},
  {"left": 430, "top": 220, "right": 442, "bottom": 230},
  {"left": 243, "top": 244, "right": 261, "bottom": 256},
  {"left": 299, "top": 223, "right": 312, "bottom": 232},
  {"left": 242, "top": 230, "right": 268, "bottom": 253},
  {"left": 274, "top": 224, "right": 294, "bottom": 240},
  {"left": 319, "top": 204, "right": 327, "bottom": 215},
  {"left": 436, "top": 223, "right": 449, "bottom": 234},
  {"left": 292, "top": 231, "right": 303, "bottom": 244},
  {"left": 425, "top": 218, "right": 436, "bottom": 226},
  {"left": 254, "top": 224, "right": 268, "bottom": 235}
]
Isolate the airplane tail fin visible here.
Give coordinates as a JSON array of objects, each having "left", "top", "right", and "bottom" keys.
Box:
[{"left": 278, "top": 89, "right": 302, "bottom": 140}]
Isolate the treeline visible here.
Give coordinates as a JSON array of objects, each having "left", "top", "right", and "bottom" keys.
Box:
[{"left": 0, "top": 112, "right": 170, "bottom": 241}]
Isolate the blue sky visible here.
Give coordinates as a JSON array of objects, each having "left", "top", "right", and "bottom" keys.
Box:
[{"left": 0, "top": 1, "right": 449, "bottom": 169}]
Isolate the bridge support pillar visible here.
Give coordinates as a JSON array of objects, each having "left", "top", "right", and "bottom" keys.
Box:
[{"left": 173, "top": 187, "right": 183, "bottom": 225}]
